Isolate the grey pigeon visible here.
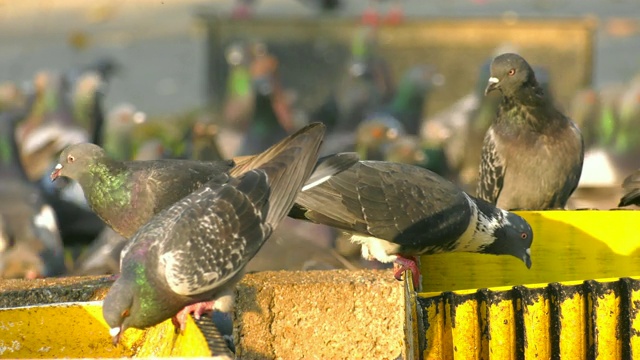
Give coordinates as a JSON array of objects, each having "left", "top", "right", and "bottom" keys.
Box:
[
  {"left": 51, "top": 129, "right": 358, "bottom": 240},
  {"left": 290, "top": 161, "right": 534, "bottom": 289},
  {"left": 102, "top": 122, "right": 326, "bottom": 343},
  {"left": 619, "top": 169, "right": 640, "bottom": 207},
  {"left": 0, "top": 111, "right": 66, "bottom": 278},
  {"left": 477, "top": 53, "right": 584, "bottom": 210},
  {"left": 71, "top": 226, "right": 126, "bottom": 276}
]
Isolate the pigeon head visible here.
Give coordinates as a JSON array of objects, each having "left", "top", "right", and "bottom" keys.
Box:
[
  {"left": 50, "top": 143, "right": 108, "bottom": 182},
  {"left": 473, "top": 198, "right": 534, "bottom": 268},
  {"left": 102, "top": 278, "right": 136, "bottom": 345},
  {"left": 103, "top": 273, "right": 169, "bottom": 345},
  {"left": 484, "top": 53, "right": 538, "bottom": 98}
]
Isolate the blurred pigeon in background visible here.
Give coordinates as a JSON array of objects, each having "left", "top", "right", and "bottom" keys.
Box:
[{"left": 0, "top": 110, "right": 66, "bottom": 279}]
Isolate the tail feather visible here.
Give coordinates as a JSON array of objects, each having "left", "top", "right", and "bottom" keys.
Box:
[{"left": 231, "top": 123, "right": 326, "bottom": 229}]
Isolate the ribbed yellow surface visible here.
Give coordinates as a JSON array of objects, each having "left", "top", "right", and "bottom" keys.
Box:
[
  {"left": 413, "top": 277, "right": 640, "bottom": 360},
  {"left": 419, "top": 210, "right": 640, "bottom": 292},
  {"left": 0, "top": 302, "right": 210, "bottom": 358}
]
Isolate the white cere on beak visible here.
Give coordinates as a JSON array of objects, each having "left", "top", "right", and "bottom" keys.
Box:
[
  {"left": 525, "top": 248, "right": 531, "bottom": 256},
  {"left": 54, "top": 163, "right": 63, "bottom": 170},
  {"left": 488, "top": 77, "right": 500, "bottom": 84},
  {"left": 109, "top": 327, "right": 121, "bottom": 337}
]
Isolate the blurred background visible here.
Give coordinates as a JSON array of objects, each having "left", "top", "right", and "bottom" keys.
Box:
[{"left": 1, "top": 0, "right": 639, "bottom": 279}]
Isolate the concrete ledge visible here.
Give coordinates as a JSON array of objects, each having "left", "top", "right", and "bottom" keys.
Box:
[
  {"left": 234, "top": 270, "right": 405, "bottom": 360},
  {"left": 0, "top": 270, "right": 405, "bottom": 359}
]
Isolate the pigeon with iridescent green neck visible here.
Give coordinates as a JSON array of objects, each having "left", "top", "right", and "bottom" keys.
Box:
[
  {"left": 51, "top": 124, "right": 359, "bottom": 239},
  {"left": 102, "top": 122, "right": 325, "bottom": 343}
]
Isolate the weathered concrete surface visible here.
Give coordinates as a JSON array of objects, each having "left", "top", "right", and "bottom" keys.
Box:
[
  {"left": 0, "top": 270, "right": 405, "bottom": 359},
  {"left": 234, "top": 270, "right": 405, "bottom": 360}
]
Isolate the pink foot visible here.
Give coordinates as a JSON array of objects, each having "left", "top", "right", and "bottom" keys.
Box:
[
  {"left": 171, "top": 301, "right": 216, "bottom": 333},
  {"left": 392, "top": 255, "right": 420, "bottom": 289}
]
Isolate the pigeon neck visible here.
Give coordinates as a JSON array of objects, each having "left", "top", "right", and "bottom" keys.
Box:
[
  {"left": 497, "top": 86, "right": 563, "bottom": 133},
  {"left": 83, "top": 159, "right": 126, "bottom": 192}
]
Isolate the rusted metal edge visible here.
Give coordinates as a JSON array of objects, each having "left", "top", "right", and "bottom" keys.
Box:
[{"left": 415, "top": 277, "right": 640, "bottom": 360}]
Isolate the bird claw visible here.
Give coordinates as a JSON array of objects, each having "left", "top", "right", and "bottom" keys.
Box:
[
  {"left": 171, "top": 301, "right": 217, "bottom": 334},
  {"left": 392, "top": 256, "right": 421, "bottom": 289}
]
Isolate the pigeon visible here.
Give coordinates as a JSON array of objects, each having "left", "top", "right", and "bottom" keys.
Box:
[
  {"left": 103, "top": 103, "right": 147, "bottom": 161},
  {"left": 102, "top": 122, "right": 326, "bottom": 343},
  {"left": 477, "top": 53, "right": 584, "bottom": 210},
  {"left": 0, "top": 111, "right": 66, "bottom": 279},
  {"left": 378, "top": 65, "right": 441, "bottom": 136},
  {"left": 17, "top": 71, "right": 89, "bottom": 181},
  {"left": 223, "top": 41, "right": 254, "bottom": 131},
  {"left": 618, "top": 170, "right": 640, "bottom": 207},
  {"left": 290, "top": 160, "right": 533, "bottom": 289},
  {"left": 237, "top": 43, "right": 295, "bottom": 156},
  {"left": 71, "top": 227, "right": 126, "bottom": 276},
  {"left": 51, "top": 125, "right": 359, "bottom": 239}
]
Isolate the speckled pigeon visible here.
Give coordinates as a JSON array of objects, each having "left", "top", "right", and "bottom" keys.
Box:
[
  {"left": 290, "top": 160, "right": 534, "bottom": 289},
  {"left": 102, "top": 122, "right": 326, "bottom": 343},
  {"left": 477, "top": 53, "right": 584, "bottom": 210}
]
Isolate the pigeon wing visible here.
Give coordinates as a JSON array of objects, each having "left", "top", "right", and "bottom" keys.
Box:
[
  {"left": 476, "top": 127, "right": 505, "bottom": 204},
  {"left": 294, "top": 161, "right": 471, "bottom": 246},
  {"left": 158, "top": 169, "right": 271, "bottom": 296}
]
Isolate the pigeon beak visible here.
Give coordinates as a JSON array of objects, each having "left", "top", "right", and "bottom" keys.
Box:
[
  {"left": 50, "top": 164, "right": 63, "bottom": 182},
  {"left": 485, "top": 77, "right": 500, "bottom": 96},
  {"left": 523, "top": 248, "right": 532, "bottom": 269},
  {"left": 110, "top": 326, "right": 122, "bottom": 346}
]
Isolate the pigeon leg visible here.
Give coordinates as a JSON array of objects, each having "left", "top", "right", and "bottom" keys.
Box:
[
  {"left": 172, "top": 301, "right": 217, "bottom": 333},
  {"left": 393, "top": 255, "right": 420, "bottom": 289}
]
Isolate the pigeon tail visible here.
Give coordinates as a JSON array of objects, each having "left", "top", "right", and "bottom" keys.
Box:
[{"left": 231, "top": 123, "right": 326, "bottom": 229}]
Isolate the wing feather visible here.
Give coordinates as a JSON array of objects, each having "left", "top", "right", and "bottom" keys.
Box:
[
  {"left": 147, "top": 170, "right": 270, "bottom": 296},
  {"left": 476, "top": 127, "right": 505, "bottom": 204}
]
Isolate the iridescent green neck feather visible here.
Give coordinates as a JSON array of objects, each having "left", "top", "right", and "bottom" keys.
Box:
[{"left": 82, "top": 161, "right": 133, "bottom": 213}]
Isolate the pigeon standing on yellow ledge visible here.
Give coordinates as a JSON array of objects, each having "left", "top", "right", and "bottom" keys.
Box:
[
  {"left": 477, "top": 53, "right": 584, "bottom": 210},
  {"left": 290, "top": 161, "right": 534, "bottom": 289},
  {"left": 102, "top": 123, "right": 325, "bottom": 343}
]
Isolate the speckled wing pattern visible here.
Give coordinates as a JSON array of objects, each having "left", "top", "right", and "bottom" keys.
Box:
[
  {"left": 476, "top": 127, "right": 505, "bottom": 204},
  {"left": 157, "top": 170, "right": 271, "bottom": 296},
  {"left": 293, "top": 161, "right": 471, "bottom": 248}
]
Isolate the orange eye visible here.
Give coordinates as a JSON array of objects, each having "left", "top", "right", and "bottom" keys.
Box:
[
  {"left": 521, "top": 233, "right": 528, "bottom": 239},
  {"left": 67, "top": 155, "right": 75, "bottom": 163},
  {"left": 121, "top": 309, "right": 130, "bottom": 318},
  {"left": 508, "top": 68, "right": 516, "bottom": 76}
]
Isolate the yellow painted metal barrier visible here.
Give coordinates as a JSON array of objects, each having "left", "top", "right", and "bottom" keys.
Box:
[
  {"left": 0, "top": 301, "right": 211, "bottom": 358},
  {"left": 412, "top": 277, "right": 640, "bottom": 360},
  {"left": 419, "top": 210, "right": 640, "bottom": 292}
]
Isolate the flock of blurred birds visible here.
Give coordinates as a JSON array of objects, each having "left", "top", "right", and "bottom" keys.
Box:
[{"left": 1, "top": 16, "right": 640, "bottom": 281}]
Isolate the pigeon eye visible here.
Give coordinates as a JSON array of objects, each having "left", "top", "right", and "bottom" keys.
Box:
[
  {"left": 508, "top": 68, "right": 516, "bottom": 76},
  {"left": 121, "top": 309, "right": 130, "bottom": 318},
  {"left": 67, "top": 155, "right": 75, "bottom": 163},
  {"left": 521, "top": 232, "right": 528, "bottom": 239}
]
